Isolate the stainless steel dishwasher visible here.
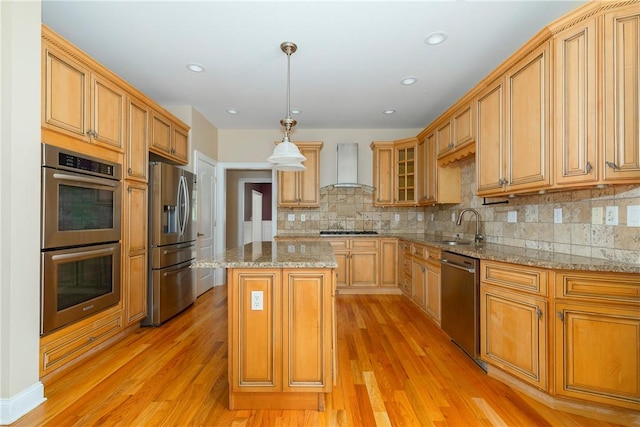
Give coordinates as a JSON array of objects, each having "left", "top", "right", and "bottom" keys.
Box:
[{"left": 440, "top": 251, "right": 486, "bottom": 370}]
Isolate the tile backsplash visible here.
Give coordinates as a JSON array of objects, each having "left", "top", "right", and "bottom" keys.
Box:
[{"left": 277, "top": 158, "right": 640, "bottom": 264}]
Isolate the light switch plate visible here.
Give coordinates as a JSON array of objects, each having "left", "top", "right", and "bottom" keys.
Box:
[
  {"left": 591, "top": 207, "right": 603, "bottom": 225},
  {"left": 554, "top": 208, "right": 563, "bottom": 224},
  {"left": 605, "top": 206, "right": 618, "bottom": 226},
  {"left": 300, "top": 214, "right": 306, "bottom": 222},
  {"left": 451, "top": 212, "right": 456, "bottom": 222},
  {"left": 628, "top": 205, "right": 640, "bottom": 227},
  {"left": 287, "top": 213, "right": 295, "bottom": 222},
  {"left": 430, "top": 213, "right": 435, "bottom": 222},
  {"left": 417, "top": 213, "right": 424, "bottom": 222},
  {"left": 394, "top": 213, "right": 400, "bottom": 222},
  {"left": 507, "top": 211, "right": 517, "bottom": 223}
]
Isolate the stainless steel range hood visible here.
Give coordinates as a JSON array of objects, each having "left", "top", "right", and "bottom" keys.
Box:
[{"left": 334, "top": 143, "right": 361, "bottom": 187}]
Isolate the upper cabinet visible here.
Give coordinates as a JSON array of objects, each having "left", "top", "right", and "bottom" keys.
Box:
[
  {"left": 277, "top": 142, "right": 323, "bottom": 208},
  {"left": 394, "top": 138, "right": 418, "bottom": 206},
  {"left": 477, "top": 42, "right": 551, "bottom": 196},
  {"left": 602, "top": 4, "right": 640, "bottom": 183},
  {"left": 42, "top": 25, "right": 189, "bottom": 165},
  {"left": 42, "top": 41, "right": 125, "bottom": 152},
  {"left": 371, "top": 141, "right": 395, "bottom": 206},
  {"left": 418, "top": 132, "right": 460, "bottom": 205},
  {"left": 436, "top": 99, "right": 475, "bottom": 159}
]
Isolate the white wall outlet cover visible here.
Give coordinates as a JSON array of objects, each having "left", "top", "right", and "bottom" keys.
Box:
[
  {"left": 591, "top": 207, "right": 604, "bottom": 225},
  {"left": 627, "top": 205, "right": 640, "bottom": 227},
  {"left": 287, "top": 213, "right": 295, "bottom": 221},
  {"left": 394, "top": 213, "right": 400, "bottom": 222},
  {"left": 605, "top": 206, "right": 618, "bottom": 226},
  {"left": 251, "top": 290, "right": 263, "bottom": 311},
  {"left": 554, "top": 208, "right": 563, "bottom": 224},
  {"left": 417, "top": 213, "right": 424, "bottom": 222},
  {"left": 507, "top": 211, "right": 517, "bottom": 223},
  {"left": 300, "top": 214, "right": 306, "bottom": 222},
  {"left": 451, "top": 212, "right": 456, "bottom": 222},
  {"left": 430, "top": 213, "right": 435, "bottom": 222}
]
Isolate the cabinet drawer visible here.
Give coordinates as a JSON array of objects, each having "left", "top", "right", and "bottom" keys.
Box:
[
  {"left": 411, "top": 244, "right": 427, "bottom": 259},
  {"left": 555, "top": 272, "right": 640, "bottom": 305},
  {"left": 351, "top": 239, "right": 378, "bottom": 250},
  {"left": 426, "top": 246, "right": 441, "bottom": 260},
  {"left": 326, "top": 239, "right": 348, "bottom": 250},
  {"left": 40, "top": 311, "right": 123, "bottom": 376},
  {"left": 482, "top": 261, "right": 548, "bottom": 296}
]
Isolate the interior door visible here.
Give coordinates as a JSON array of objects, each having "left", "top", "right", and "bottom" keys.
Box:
[
  {"left": 251, "top": 190, "right": 263, "bottom": 242},
  {"left": 195, "top": 151, "right": 217, "bottom": 296}
]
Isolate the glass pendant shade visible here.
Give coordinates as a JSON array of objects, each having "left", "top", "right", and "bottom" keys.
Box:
[
  {"left": 268, "top": 138, "right": 306, "bottom": 164},
  {"left": 275, "top": 160, "right": 306, "bottom": 172}
]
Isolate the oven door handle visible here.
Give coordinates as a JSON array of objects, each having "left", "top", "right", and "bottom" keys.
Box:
[
  {"left": 51, "top": 246, "right": 115, "bottom": 261},
  {"left": 441, "top": 258, "right": 476, "bottom": 273},
  {"left": 52, "top": 172, "right": 118, "bottom": 187}
]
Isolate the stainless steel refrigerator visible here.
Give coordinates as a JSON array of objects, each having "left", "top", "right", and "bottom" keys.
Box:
[{"left": 143, "top": 162, "right": 196, "bottom": 326}]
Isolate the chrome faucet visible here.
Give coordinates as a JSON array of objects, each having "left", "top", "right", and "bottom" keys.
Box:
[{"left": 456, "top": 208, "right": 483, "bottom": 244}]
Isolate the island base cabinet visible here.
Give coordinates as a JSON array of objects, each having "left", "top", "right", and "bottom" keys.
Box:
[
  {"left": 554, "top": 303, "right": 640, "bottom": 410},
  {"left": 228, "top": 268, "right": 334, "bottom": 410}
]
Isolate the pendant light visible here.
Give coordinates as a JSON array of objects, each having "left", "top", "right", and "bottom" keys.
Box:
[{"left": 268, "top": 41, "right": 306, "bottom": 171}]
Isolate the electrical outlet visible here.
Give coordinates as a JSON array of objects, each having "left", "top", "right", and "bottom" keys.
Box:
[
  {"left": 507, "top": 211, "right": 517, "bottom": 223},
  {"left": 628, "top": 205, "right": 640, "bottom": 227},
  {"left": 605, "top": 206, "right": 618, "bottom": 225},
  {"left": 451, "top": 212, "right": 456, "bottom": 222},
  {"left": 288, "top": 245, "right": 295, "bottom": 253},
  {"left": 592, "top": 207, "right": 603, "bottom": 225},
  {"left": 287, "top": 213, "right": 295, "bottom": 222},
  {"left": 430, "top": 213, "right": 435, "bottom": 222},
  {"left": 554, "top": 208, "right": 563, "bottom": 224},
  {"left": 300, "top": 214, "right": 306, "bottom": 222},
  {"left": 417, "top": 213, "right": 424, "bottom": 222},
  {"left": 251, "top": 291, "right": 263, "bottom": 311},
  {"left": 394, "top": 213, "right": 400, "bottom": 222}
]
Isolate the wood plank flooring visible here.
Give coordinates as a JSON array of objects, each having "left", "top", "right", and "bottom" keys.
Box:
[{"left": 11, "top": 286, "right": 625, "bottom": 426}]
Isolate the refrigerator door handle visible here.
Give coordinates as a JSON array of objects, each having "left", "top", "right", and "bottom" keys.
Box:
[{"left": 181, "top": 175, "right": 190, "bottom": 235}]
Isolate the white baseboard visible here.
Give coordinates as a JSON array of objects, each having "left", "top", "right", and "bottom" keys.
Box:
[{"left": 0, "top": 382, "right": 46, "bottom": 424}]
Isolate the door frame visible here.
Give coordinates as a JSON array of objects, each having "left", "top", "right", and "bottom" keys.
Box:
[
  {"left": 238, "top": 177, "right": 273, "bottom": 245},
  {"left": 194, "top": 150, "right": 221, "bottom": 289}
]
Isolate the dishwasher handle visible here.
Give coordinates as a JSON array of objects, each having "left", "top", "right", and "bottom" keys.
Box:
[{"left": 441, "top": 258, "right": 476, "bottom": 273}]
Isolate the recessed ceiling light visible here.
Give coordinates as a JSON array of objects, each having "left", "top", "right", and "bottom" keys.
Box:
[
  {"left": 186, "top": 63, "right": 205, "bottom": 73},
  {"left": 226, "top": 108, "right": 239, "bottom": 115},
  {"left": 290, "top": 108, "right": 302, "bottom": 114},
  {"left": 382, "top": 109, "right": 396, "bottom": 115},
  {"left": 424, "top": 31, "right": 448, "bottom": 45},
  {"left": 401, "top": 76, "right": 418, "bottom": 85}
]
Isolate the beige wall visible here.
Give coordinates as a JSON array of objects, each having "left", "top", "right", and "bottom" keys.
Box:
[
  {"left": 225, "top": 170, "right": 272, "bottom": 249},
  {"left": 0, "top": 0, "right": 44, "bottom": 420},
  {"left": 164, "top": 105, "right": 219, "bottom": 169},
  {"left": 218, "top": 128, "right": 421, "bottom": 187}
]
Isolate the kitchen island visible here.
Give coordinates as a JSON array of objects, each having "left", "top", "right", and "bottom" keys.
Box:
[{"left": 192, "top": 241, "right": 338, "bottom": 410}]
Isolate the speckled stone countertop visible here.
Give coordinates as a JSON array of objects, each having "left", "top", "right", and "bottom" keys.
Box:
[
  {"left": 192, "top": 241, "right": 338, "bottom": 269},
  {"left": 275, "top": 233, "right": 640, "bottom": 274}
]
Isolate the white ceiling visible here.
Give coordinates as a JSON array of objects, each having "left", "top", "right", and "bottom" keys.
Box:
[{"left": 42, "top": 0, "right": 585, "bottom": 130}]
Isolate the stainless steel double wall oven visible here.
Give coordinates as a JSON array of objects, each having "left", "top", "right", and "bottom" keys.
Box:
[{"left": 40, "top": 144, "right": 122, "bottom": 335}]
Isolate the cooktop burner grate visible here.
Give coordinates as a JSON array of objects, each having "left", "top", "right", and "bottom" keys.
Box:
[{"left": 319, "top": 230, "right": 379, "bottom": 235}]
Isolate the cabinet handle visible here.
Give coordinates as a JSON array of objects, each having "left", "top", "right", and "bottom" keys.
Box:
[
  {"left": 585, "top": 161, "right": 592, "bottom": 173},
  {"left": 605, "top": 161, "right": 620, "bottom": 170},
  {"left": 557, "top": 311, "right": 564, "bottom": 322},
  {"left": 536, "top": 307, "right": 542, "bottom": 320},
  {"left": 128, "top": 167, "right": 133, "bottom": 174},
  {"left": 421, "top": 266, "right": 425, "bottom": 273}
]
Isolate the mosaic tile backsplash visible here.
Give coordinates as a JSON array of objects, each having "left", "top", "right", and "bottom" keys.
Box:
[{"left": 277, "top": 158, "right": 640, "bottom": 264}]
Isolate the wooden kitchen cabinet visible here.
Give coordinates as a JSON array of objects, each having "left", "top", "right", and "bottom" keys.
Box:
[
  {"left": 436, "top": 100, "right": 475, "bottom": 157},
  {"left": 370, "top": 141, "right": 395, "bottom": 206},
  {"left": 277, "top": 142, "right": 323, "bottom": 208},
  {"left": 125, "top": 96, "right": 149, "bottom": 182},
  {"left": 477, "top": 42, "right": 551, "bottom": 196},
  {"left": 42, "top": 38, "right": 125, "bottom": 152},
  {"left": 408, "top": 243, "right": 441, "bottom": 324},
  {"left": 425, "top": 250, "right": 441, "bottom": 325},
  {"left": 123, "top": 182, "right": 148, "bottom": 326},
  {"left": 399, "top": 241, "right": 412, "bottom": 296},
  {"left": 554, "top": 271, "right": 640, "bottom": 410},
  {"left": 394, "top": 137, "right": 418, "bottom": 205},
  {"left": 228, "top": 268, "right": 334, "bottom": 409},
  {"left": 418, "top": 132, "right": 461, "bottom": 205},
  {"left": 603, "top": 4, "right": 640, "bottom": 183},
  {"left": 379, "top": 238, "right": 398, "bottom": 288},
  {"left": 149, "top": 109, "right": 189, "bottom": 165},
  {"left": 411, "top": 255, "right": 427, "bottom": 309},
  {"left": 480, "top": 261, "right": 549, "bottom": 390},
  {"left": 327, "top": 238, "right": 379, "bottom": 290}
]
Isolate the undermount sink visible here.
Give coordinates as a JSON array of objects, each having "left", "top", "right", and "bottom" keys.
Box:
[{"left": 437, "top": 240, "right": 473, "bottom": 246}]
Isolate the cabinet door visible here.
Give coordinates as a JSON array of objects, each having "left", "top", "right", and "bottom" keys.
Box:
[
  {"left": 91, "top": 73, "right": 125, "bottom": 150},
  {"left": 350, "top": 251, "right": 378, "bottom": 287},
  {"left": 480, "top": 286, "right": 547, "bottom": 390},
  {"left": 395, "top": 142, "right": 416, "bottom": 205},
  {"left": 150, "top": 110, "right": 172, "bottom": 155},
  {"left": 436, "top": 120, "right": 453, "bottom": 155},
  {"left": 419, "top": 133, "right": 438, "bottom": 205},
  {"left": 172, "top": 125, "right": 189, "bottom": 164},
  {"left": 425, "top": 261, "right": 441, "bottom": 324},
  {"left": 505, "top": 42, "right": 551, "bottom": 193},
  {"left": 372, "top": 143, "right": 394, "bottom": 206},
  {"left": 379, "top": 239, "right": 398, "bottom": 288},
  {"left": 411, "top": 259, "right": 427, "bottom": 308},
  {"left": 42, "top": 42, "right": 90, "bottom": 140},
  {"left": 555, "top": 302, "right": 640, "bottom": 409},
  {"left": 554, "top": 18, "right": 598, "bottom": 186},
  {"left": 453, "top": 101, "right": 475, "bottom": 148},
  {"left": 230, "top": 269, "right": 282, "bottom": 392},
  {"left": 333, "top": 251, "right": 348, "bottom": 288},
  {"left": 297, "top": 145, "right": 320, "bottom": 206},
  {"left": 124, "top": 183, "right": 148, "bottom": 326},
  {"left": 282, "top": 270, "right": 332, "bottom": 392},
  {"left": 603, "top": 5, "right": 640, "bottom": 182},
  {"left": 277, "top": 171, "right": 299, "bottom": 206},
  {"left": 126, "top": 97, "right": 149, "bottom": 182},
  {"left": 124, "top": 252, "right": 147, "bottom": 325},
  {"left": 125, "top": 183, "right": 148, "bottom": 254},
  {"left": 476, "top": 78, "right": 506, "bottom": 195}
]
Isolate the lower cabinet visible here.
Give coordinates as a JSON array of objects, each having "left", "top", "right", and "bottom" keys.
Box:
[
  {"left": 411, "top": 256, "right": 427, "bottom": 308},
  {"left": 228, "top": 268, "right": 335, "bottom": 410},
  {"left": 123, "top": 181, "right": 148, "bottom": 325},
  {"left": 554, "top": 271, "right": 640, "bottom": 410},
  {"left": 408, "top": 242, "right": 441, "bottom": 324},
  {"left": 425, "top": 257, "right": 441, "bottom": 325}
]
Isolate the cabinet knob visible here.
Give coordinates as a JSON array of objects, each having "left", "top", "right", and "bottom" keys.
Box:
[{"left": 585, "top": 161, "right": 593, "bottom": 173}]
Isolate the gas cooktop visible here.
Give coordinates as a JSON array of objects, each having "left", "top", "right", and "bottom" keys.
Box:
[{"left": 319, "top": 230, "right": 379, "bottom": 235}]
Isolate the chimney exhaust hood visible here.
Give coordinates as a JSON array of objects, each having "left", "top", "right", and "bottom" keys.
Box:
[{"left": 334, "top": 143, "right": 361, "bottom": 188}]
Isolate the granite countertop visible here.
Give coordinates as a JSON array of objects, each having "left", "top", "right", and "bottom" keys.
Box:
[
  {"left": 192, "top": 240, "right": 338, "bottom": 269},
  {"left": 275, "top": 232, "right": 640, "bottom": 274}
]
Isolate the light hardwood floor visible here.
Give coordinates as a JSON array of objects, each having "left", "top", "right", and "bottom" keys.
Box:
[{"left": 12, "top": 286, "right": 625, "bottom": 426}]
